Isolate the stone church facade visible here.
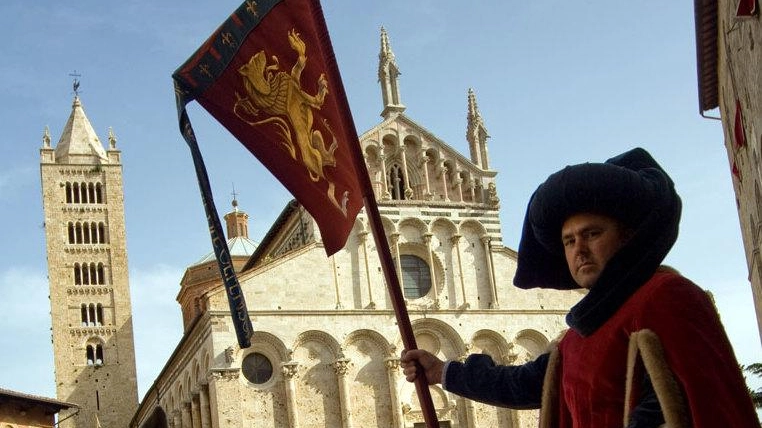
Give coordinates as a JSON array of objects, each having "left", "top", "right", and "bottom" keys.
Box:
[
  {"left": 130, "top": 29, "right": 581, "bottom": 428},
  {"left": 39, "top": 93, "right": 139, "bottom": 427}
]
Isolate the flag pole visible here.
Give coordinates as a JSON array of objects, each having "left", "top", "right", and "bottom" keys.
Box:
[{"left": 360, "top": 192, "right": 440, "bottom": 427}]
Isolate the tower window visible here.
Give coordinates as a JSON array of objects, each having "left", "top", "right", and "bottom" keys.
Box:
[
  {"left": 400, "top": 254, "right": 432, "bottom": 299},
  {"left": 81, "top": 303, "right": 104, "bottom": 326},
  {"left": 86, "top": 343, "right": 104, "bottom": 366},
  {"left": 242, "top": 352, "right": 273, "bottom": 384},
  {"left": 66, "top": 183, "right": 72, "bottom": 203}
]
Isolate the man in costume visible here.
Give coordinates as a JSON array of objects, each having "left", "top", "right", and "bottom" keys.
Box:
[{"left": 401, "top": 148, "right": 761, "bottom": 427}]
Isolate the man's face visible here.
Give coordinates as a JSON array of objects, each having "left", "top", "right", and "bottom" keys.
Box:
[{"left": 561, "top": 212, "right": 630, "bottom": 289}]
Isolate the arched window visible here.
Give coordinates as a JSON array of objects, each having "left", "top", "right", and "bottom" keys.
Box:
[
  {"left": 79, "top": 182, "right": 88, "bottom": 204},
  {"left": 97, "top": 263, "right": 105, "bottom": 285},
  {"left": 95, "top": 183, "right": 103, "bottom": 203},
  {"left": 82, "top": 263, "right": 90, "bottom": 285},
  {"left": 85, "top": 343, "right": 104, "bottom": 366},
  {"left": 73, "top": 183, "right": 80, "bottom": 203},
  {"left": 81, "top": 304, "right": 88, "bottom": 326},
  {"left": 95, "top": 345, "right": 104, "bottom": 366},
  {"left": 400, "top": 255, "right": 432, "bottom": 299},
  {"left": 75, "top": 223, "right": 83, "bottom": 244},
  {"left": 68, "top": 223, "right": 75, "bottom": 244},
  {"left": 86, "top": 345, "right": 95, "bottom": 365},
  {"left": 88, "top": 304, "right": 96, "bottom": 326},
  {"left": 242, "top": 352, "right": 273, "bottom": 384},
  {"left": 98, "top": 223, "right": 106, "bottom": 244},
  {"left": 74, "top": 263, "right": 82, "bottom": 285},
  {"left": 88, "top": 183, "right": 95, "bottom": 204},
  {"left": 89, "top": 263, "right": 97, "bottom": 284},
  {"left": 96, "top": 304, "right": 104, "bottom": 326},
  {"left": 66, "top": 182, "right": 72, "bottom": 203},
  {"left": 388, "top": 163, "right": 406, "bottom": 200}
]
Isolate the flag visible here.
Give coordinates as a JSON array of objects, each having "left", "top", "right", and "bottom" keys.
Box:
[{"left": 173, "top": 0, "right": 364, "bottom": 256}]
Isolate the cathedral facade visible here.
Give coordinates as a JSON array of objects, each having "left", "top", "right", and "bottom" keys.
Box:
[
  {"left": 130, "top": 29, "right": 580, "bottom": 428},
  {"left": 40, "top": 93, "right": 139, "bottom": 427}
]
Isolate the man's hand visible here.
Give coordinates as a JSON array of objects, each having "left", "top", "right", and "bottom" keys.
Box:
[{"left": 400, "top": 349, "right": 444, "bottom": 385}]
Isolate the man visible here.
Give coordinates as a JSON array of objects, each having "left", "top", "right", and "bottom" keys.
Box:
[{"left": 401, "top": 148, "right": 760, "bottom": 427}]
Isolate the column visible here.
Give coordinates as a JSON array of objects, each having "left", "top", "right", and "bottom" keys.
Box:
[
  {"left": 333, "top": 355, "right": 353, "bottom": 427},
  {"left": 332, "top": 255, "right": 342, "bottom": 309},
  {"left": 420, "top": 154, "right": 432, "bottom": 200},
  {"left": 454, "top": 168, "right": 464, "bottom": 202},
  {"left": 440, "top": 165, "right": 450, "bottom": 201},
  {"left": 423, "top": 233, "right": 439, "bottom": 309},
  {"left": 199, "top": 383, "right": 212, "bottom": 428},
  {"left": 451, "top": 235, "right": 468, "bottom": 308},
  {"left": 391, "top": 233, "right": 402, "bottom": 285},
  {"left": 468, "top": 179, "right": 476, "bottom": 203},
  {"left": 400, "top": 148, "right": 413, "bottom": 199},
  {"left": 358, "top": 231, "right": 375, "bottom": 309},
  {"left": 385, "top": 357, "right": 404, "bottom": 428},
  {"left": 481, "top": 236, "right": 498, "bottom": 308},
  {"left": 191, "top": 393, "right": 201, "bottom": 428},
  {"left": 172, "top": 410, "right": 182, "bottom": 428},
  {"left": 181, "top": 402, "right": 192, "bottom": 428},
  {"left": 380, "top": 154, "right": 391, "bottom": 200},
  {"left": 282, "top": 362, "right": 300, "bottom": 428}
]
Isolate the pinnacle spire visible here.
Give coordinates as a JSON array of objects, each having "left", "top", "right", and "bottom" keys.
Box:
[
  {"left": 378, "top": 26, "right": 405, "bottom": 117},
  {"left": 466, "top": 88, "right": 490, "bottom": 169},
  {"left": 54, "top": 95, "right": 109, "bottom": 164}
]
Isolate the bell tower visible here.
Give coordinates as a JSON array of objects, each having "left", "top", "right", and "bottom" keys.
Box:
[{"left": 39, "top": 85, "right": 138, "bottom": 427}]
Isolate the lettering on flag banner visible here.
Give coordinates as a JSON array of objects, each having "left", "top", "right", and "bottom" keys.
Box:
[{"left": 173, "top": 0, "right": 365, "bottom": 256}]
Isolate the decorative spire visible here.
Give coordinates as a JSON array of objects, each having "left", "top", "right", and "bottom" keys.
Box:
[
  {"left": 231, "top": 184, "right": 239, "bottom": 213},
  {"left": 378, "top": 27, "right": 405, "bottom": 118},
  {"left": 466, "top": 88, "right": 490, "bottom": 169},
  {"left": 108, "top": 127, "right": 117, "bottom": 149},
  {"left": 42, "top": 126, "right": 51, "bottom": 148},
  {"left": 54, "top": 94, "right": 109, "bottom": 164}
]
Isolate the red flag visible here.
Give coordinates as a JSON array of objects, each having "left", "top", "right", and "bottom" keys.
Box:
[{"left": 174, "top": 0, "right": 363, "bottom": 256}]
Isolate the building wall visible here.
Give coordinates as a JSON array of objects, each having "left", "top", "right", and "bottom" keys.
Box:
[{"left": 715, "top": 1, "right": 762, "bottom": 344}]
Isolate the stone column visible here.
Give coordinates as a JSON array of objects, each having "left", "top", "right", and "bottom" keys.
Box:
[
  {"left": 451, "top": 235, "right": 467, "bottom": 308},
  {"left": 423, "top": 233, "right": 439, "bottom": 308},
  {"left": 420, "top": 154, "right": 432, "bottom": 200},
  {"left": 191, "top": 393, "right": 201, "bottom": 428},
  {"left": 358, "top": 231, "right": 375, "bottom": 309},
  {"left": 181, "top": 402, "right": 192, "bottom": 428},
  {"left": 199, "top": 383, "right": 212, "bottom": 428},
  {"left": 391, "top": 233, "right": 402, "bottom": 284},
  {"left": 385, "top": 357, "right": 404, "bottom": 428},
  {"left": 172, "top": 410, "right": 182, "bottom": 428},
  {"left": 481, "top": 236, "right": 498, "bottom": 308},
  {"left": 332, "top": 255, "right": 342, "bottom": 309},
  {"left": 400, "top": 147, "right": 413, "bottom": 199},
  {"left": 440, "top": 165, "right": 450, "bottom": 201},
  {"left": 282, "top": 362, "right": 300, "bottom": 428},
  {"left": 380, "top": 154, "right": 391, "bottom": 200},
  {"left": 454, "top": 170, "right": 464, "bottom": 202},
  {"left": 333, "top": 355, "right": 353, "bottom": 427},
  {"left": 468, "top": 180, "right": 476, "bottom": 203}
]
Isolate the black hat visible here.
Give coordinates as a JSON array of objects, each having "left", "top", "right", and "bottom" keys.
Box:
[{"left": 514, "top": 147, "right": 681, "bottom": 291}]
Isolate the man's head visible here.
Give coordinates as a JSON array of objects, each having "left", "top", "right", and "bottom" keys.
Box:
[
  {"left": 561, "top": 212, "right": 633, "bottom": 288},
  {"left": 514, "top": 147, "right": 681, "bottom": 290}
]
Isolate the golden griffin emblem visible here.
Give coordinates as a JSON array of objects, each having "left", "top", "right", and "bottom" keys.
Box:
[{"left": 234, "top": 29, "right": 349, "bottom": 215}]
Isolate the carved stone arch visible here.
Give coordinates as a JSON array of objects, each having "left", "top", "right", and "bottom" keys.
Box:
[
  {"left": 352, "top": 216, "right": 366, "bottom": 234},
  {"left": 344, "top": 329, "right": 393, "bottom": 357},
  {"left": 381, "top": 216, "right": 397, "bottom": 235},
  {"left": 514, "top": 329, "right": 550, "bottom": 362},
  {"left": 293, "top": 330, "right": 341, "bottom": 359},
  {"left": 363, "top": 140, "right": 382, "bottom": 159},
  {"left": 249, "top": 331, "right": 290, "bottom": 363},
  {"left": 401, "top": 318, "right": 467, "bottom": 360},
  {"left": 398, "top": 217, "right": 427, "bottom": 243},
  {"left": 397, "top": 240, "right": 445, "bottom": 291},
  {"left": 430, "top": 218, "right": 458, "bottom": 236},
  {"left": 192, "top": 360, "right": 201, "bottom": 390},
  {"left": 381, "top": 131, "right": 402, "bottom": 153},
  {"left": 471, "top": 329, "right": 511, "bottom": 363},
  {"left": 458, "top": 219, "right": 488, "bottom": 237},
  {"left": 183, "top": 372, "right": 193, "bottom": 401}
]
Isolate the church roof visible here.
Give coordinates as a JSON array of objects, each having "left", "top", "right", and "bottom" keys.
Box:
[
  {"left": 191, "top": 236, "right": 258, "bottom": 267},
  {"left": 0, "top": 387, "right": 77, "bottom": 413},
  {"left": 54, "top": 96, "right": 109, "bottom": 163}
]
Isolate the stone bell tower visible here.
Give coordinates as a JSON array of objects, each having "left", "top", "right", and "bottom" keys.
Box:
[{"left": 39, "top": 85, "right": 138, "bottom": 427}]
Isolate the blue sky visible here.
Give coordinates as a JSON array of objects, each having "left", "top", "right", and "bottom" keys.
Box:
[{"left": 1, "top": 1, "right": 760, "bottom": 400}]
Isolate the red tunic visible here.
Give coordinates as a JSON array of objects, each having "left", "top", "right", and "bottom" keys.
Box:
[{"left": 556, "top": 271, "right": 760, "bottom": 427}]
